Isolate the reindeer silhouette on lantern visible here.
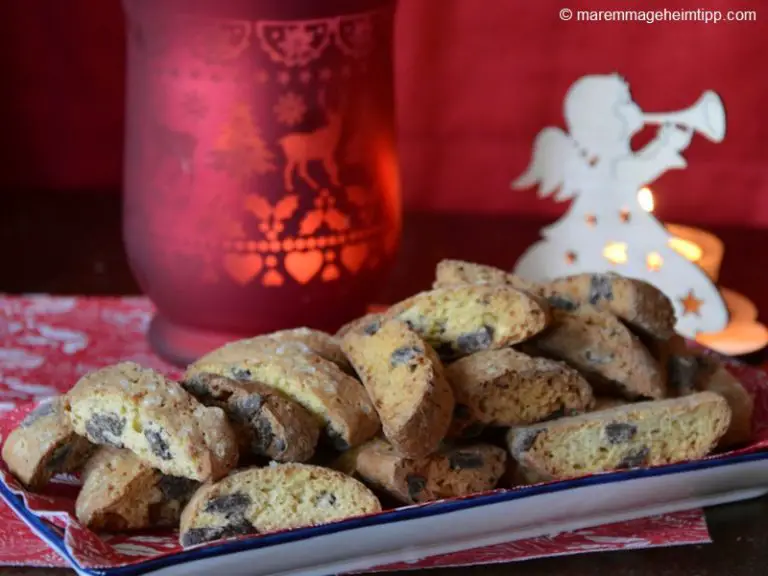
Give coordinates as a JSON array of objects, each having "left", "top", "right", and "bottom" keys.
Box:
[
  {"left": 279, "top": 89, "right": 345, "bottom": 191},
  {"left": 512, "top": 73, "right": 728, "bottom": 338}
]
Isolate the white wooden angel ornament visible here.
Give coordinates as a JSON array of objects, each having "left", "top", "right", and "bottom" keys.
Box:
[{"left": 512, "top": 73, "right": 728, "bottom": 338}]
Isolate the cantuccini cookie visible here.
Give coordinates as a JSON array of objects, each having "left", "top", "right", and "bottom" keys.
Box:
[
  {"left": 383, "top": 285, "right": 550, "bottom": 359},
  {"left": 529, "top": 305, "right": 665, "bottom": 399},
  {"left": 186, "top": 350, "right": 379, "bottom": 450},
  {"left": 76, "top": 447, "right": 199, "bottom": 530},
  {"left": 343, "top": 438, "right": 507, "bottom": 504},
  {"left": 193, "top": 331, "right": 351, "bottom": 375},
  {"left": 507, "top": 392, "right": 731, "bottom": 483},
  {"left": 179, "top": 463, "right": 381, "bottom": 547},
  {"left": 433, "top": 259, "right": 541, "bottom": 293},
  {"left": 667, "top": 354, "right": 753, "bottom": 448},
  {"left": 65, "top": 362, "right": 238, "bottom": 481},
  {"left": 445, "top": 348, "right": 594, "bottom": 437},
  {"left": 2, "top": 397, "right": 94, "bottom": 489},
  {"left": 341, "top": 320, "right": 454, "bottom": 458},
  {"left": 182, "top": 373, "right": 320, "bottom": 462},
  {"left": 541, "top": 273, "right": 676, "bottom": 340}
]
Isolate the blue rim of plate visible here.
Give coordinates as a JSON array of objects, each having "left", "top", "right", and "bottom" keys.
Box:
[{"left": 2, "top": 449, "right": 768, "bottom": 576}]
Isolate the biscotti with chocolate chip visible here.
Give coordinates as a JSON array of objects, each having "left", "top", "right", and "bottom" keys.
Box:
[
  {"left": 341, "top": 320, "right": 454, "bottom": 458},
  {"left": 192, "top": 330, "right": 351, "bottom": 375},
  {"left": 343, "top": 438, "right": 507, "bottom": 504},
  {"left": 507, "top": 392, "right": 730, "bottom": 483},
  {"left": 695, "top": 358, "right": 753, "bottom": 448},
  {"left": 541, "top": 272, "right": 676, "bottom": 340},
  {"left": 2, "top": 397, "right": 95, "bottom": 489},
  {"left": 445, "top": 348, "right": 594, "bottom": 437},
  {"left": 667, "top": 353, "right": 753, "bottom": 448},
  {"left": 182, "top": 373, "right": 320, "bottom": 462},
  {"left": 65, "top": 362, "right": 238, "bottom": 481},
  {"left": 529, "top": 305, "right": 666, "bottom": 399},
  {"left": 382, "top": 285, "right": 550, "bottom": 359},
  {"left": 185, "top": 349, "right": 379, "bottom": 450},
  {"left": 76, "top": 447, "right": 199, "bottom": 530},
  {"left": 433, "top": 259, "right": 541, "bottom": 293},
  {"left": 179, "top": 463, "right": 381, "bottom": 547}
]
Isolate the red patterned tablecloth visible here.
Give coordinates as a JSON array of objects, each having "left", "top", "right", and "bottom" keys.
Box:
[{"left": 0, "top": 295, "right": 720, "bottom": 570}]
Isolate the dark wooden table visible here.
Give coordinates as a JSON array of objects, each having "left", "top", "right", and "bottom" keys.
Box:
[{"left": 2, "top": 190, "right": 768, "bottom": 575}]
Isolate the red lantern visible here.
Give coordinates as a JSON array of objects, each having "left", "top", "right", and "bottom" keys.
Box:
[{"left": 122, "top": 0, "right": 401, "bottom": 365}]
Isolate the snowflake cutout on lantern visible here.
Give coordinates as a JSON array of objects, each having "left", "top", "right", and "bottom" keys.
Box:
[
  {"left": 512, "top": 73, "right": 728, "bottom": 338},
  {"left": 273, "top": 92, "right": 308, "bottom": 126}
]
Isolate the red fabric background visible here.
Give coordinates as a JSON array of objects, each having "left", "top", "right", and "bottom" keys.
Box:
[{"left": 1, "top": 0, "right": 766, "bottom": 226}]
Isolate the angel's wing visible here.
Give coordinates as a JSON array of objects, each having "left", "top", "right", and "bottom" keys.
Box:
[{"left": 512, "top": 127, "right": 587, "bottom": 202}]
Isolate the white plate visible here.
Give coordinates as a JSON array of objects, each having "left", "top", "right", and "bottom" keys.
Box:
[{"left": 3, "top": 450, "right": 768, "bottom": 576}]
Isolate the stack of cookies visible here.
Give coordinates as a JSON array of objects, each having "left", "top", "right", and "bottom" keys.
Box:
[{"left": 0, "top": 260, "right": 753, "bottom": 548}]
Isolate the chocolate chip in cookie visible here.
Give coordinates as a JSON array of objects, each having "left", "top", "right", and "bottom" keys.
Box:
[
  {"left": 604, "top": 422, "right": 638, "bottom": 444},
  {"left": 406, "top": 474, "right": 427, "bottom": 501},
  {"left": 158, "top": 476, "right": 199, "bottom": 500},
  {"left": 85, "top": 412, "right": 126, "bottom": 447},
  {"left": 231, "top": 367, "right": 252, "bottom": 381},
  {"left": 448, "top": 452, "right": 485, "bottom": 470},
  {"left": 390, "top": 346, "right": 423, "bottom": 367},
  {"left": 231, "top": 394, "right": 263, "bottom": 423},
  {"left": 547, "top": 295, "right": 578, "bottom": 311},
  {"left": 456, "top": 325, "right": 494, "bottom": 354},
  {"left": 589, "top": 274, "right": 614, "bottom": 304},
  {"left": 617, "top": 446, "right": 650, "bottom": 469},
  {"left": 145, "top": 428, "right": 173, "bottom": 460},
  {"left": 364, "top": 320, "right": 382, "bottom": 335},
  {"left": 252, "top": 416, "right": 275, "bottom": 454},
  {"left": 314, "top": 490, "right": 338, "bottom": 508},
  {"left": 181, "top": 518, "right": 256, "bottom": 547},
  {"left": 204, "top": 493, "right": 251, "bottom": 517}
]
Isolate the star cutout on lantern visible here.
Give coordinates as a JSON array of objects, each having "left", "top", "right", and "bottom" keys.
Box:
[
  {"left": 680, "top": 290, "right": 704, "bottom": 316},
  {"left": 619, "top": 209, "right": 631, "bottom": 223},
  {"left": 584, "top": 214, "right": 597, "bottom": 227},
  {"left": 565, "top": 251, "right": 577, "bottom": 264}
]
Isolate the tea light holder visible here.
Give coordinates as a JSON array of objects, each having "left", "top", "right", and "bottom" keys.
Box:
[{"left": 639, "top": 189, "right": 767, "bottom": 355}]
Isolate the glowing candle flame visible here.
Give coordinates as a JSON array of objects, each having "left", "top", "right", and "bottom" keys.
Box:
[
  {"left": 603, "top": 242, "right": 628, "bottom": 264},
  {"left": 638, "top": 187, "right": 655, "bottom": 212},
  {"left": 637, "top": 187, "right": 703, "bottom": 263},
  {"left": 669, "top": 237, "right": 703, "bottom": 262}
]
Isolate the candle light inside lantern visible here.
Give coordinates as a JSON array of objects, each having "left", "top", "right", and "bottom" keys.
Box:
[
  {"left": 637, "top": 188, "right": 723, "bottom": 282},
  {"left": 668, "top": 236, "right": 703, "bottom": 262}
]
